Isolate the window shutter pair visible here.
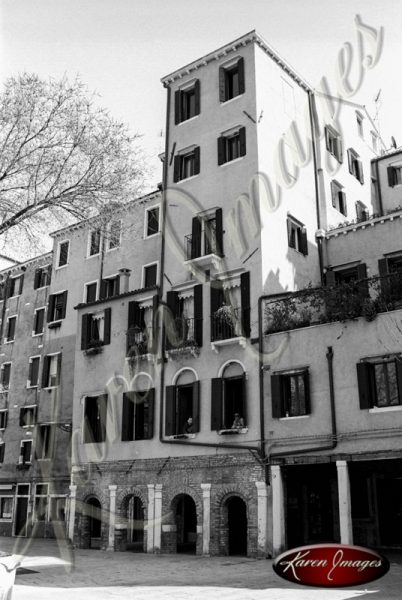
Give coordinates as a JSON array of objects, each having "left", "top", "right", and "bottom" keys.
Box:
[
  {"left": 271, "top": 371, "right": 310, "bottom": 418},
  {"left": 122, "top": 390, "right": 155, "bottom": 441},
  {"left": 211, "top": 374, "right": 246, "bottom": 430},
  {"left": 81, "top": 308, "right": 111, "bottom": 349},
  {"left": 165, "top": 381, "right": 200, "bottom": 436},
  {"left": 174, "top": 80, "right": 201, "bottom": 124},
  {"left": 47, "top": 291, "right": 67, "bottom": 322},
  {"left": 218, "top": 57, "right": 245, "bottom": 102}
]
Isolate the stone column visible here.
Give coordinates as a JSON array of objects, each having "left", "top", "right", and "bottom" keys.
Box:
[
  {"left": 336, "top": 460, "right": 353, "bottom": 544},
  {"left": 107, "top": 485, "right": 117, "bottom": 551},
  {"left": 154, "top": 484, "right": 163, "bottom": 552},
  {"left": 146, "top": 484, "right": 155, "bottom": 553},
  {"left": 271, "top": 465, "right": 285, "bottom": 556},
  {"left": 68, "top": 485, "right": 77, "bottom": 542},
  {"left": 255, "top": 481, "right": 269, "bottom": 557},
  {"left": 201, "top": 483, "right": 211, "bottom": 555}
]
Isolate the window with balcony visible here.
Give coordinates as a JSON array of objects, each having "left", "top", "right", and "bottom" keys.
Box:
[
  {"left": 185, "top": 209, "right": 223, "bottom": 260},
  {"left": 175, "top": 80, "right": 200, "bottom": 124},
  {"left": 0, "top": 363, "right": 11, "bottom": 390},
  {"left": 287, "top": 216, "right": 308, "bottom": 254},
  {"left": 210, "top": 273, "right": 250, "bottom": 342},
  {"left": 330, "top": 181, "right": 347, "bottom": 216},
  {"left": 33, "top": 265, "right": 51, "bottom": 289},
  {"left": 27, "top": 356, "right": 40, "bottom": 388},
  {"left": 173, "top": 147, "right": 200, "bottom": 182},
  {"left": 9, "top": 274, "right": 24, "bottom": 297},
  {"left": 5, "top": 316, "right": 16, "bottom": 342},
  {"left": 165, "top": 371, "right": 199, "bottom": 437},
  {"left": 325, "top": 125, "right": 343, "bottom": 163},
  {"left": 271, "top": 369, "right": 311, "bottom": 418},
  {"left": 83, "top": 394, "right": 108, "bottom": 443},
  {"left": 35, "top": 425, "right": 55, "bottom": 460},
  {"left": 121, "top": 389, "right": 154, "bottom": 441},
  {"left": 41, "top": 354, "right": 61, "bottom": 388},
  {"left": 357, "top": 357, "right": 402, "bottom": 409},
  {"left": 127, "top": 297, "right": 158, "bottom": 357},
  {"left": 57, "top": 240, "right": 69, "bottom": 268},
  {"left": 33, "top": 307, "right": 45, "bottom": 335},
  {"left": 47, "top": 291, "right": 68, "bottom": 323},
  {"left": 219, "top": 57, "right": 245, "bottom": 102},
  {"left": 218, "top": 127, "right": 246, "bottom": 165},
  {"left": 347, "top": 149, "right": 364, "bottom": 183},
  {"left": 165, "top": 286, "right": 203, "bottom": 352},
  {"left": 81, "top": 308, "right": 111, "bottom": 351},
  {"left": 211, "top": 362, "right": 247, "bottom": 432}
]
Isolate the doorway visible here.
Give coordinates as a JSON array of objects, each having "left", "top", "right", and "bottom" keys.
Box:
[
  {"left": 14, "top": 496, "right": 29, "bottom": 537},
  {"left": 127, "top": 496, "right": 145, "bottom": 551},
  {"left": 226, "top": 496, "right": 247, "bottom": 555},
  {"left": 175, "top": 494, "right": 197, "bottom": 554},
  {"left": 87, "top": 497, "right": 102, "bottom": 549}
]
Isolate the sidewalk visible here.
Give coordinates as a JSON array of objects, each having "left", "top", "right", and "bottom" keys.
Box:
[{"left": 0, "top": 538, "right": 401, "bottom": 600}]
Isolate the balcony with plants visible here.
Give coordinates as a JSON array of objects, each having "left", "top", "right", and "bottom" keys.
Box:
[{"left": 165, "top": 316, "right": 201, "bottom": 359}]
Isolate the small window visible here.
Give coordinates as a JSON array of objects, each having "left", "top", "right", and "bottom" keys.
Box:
[
  {"left": 143, "top": 263, "right": 158, "bottom": 288},
  {"left": 325, "top": 125, "right": 343, "bottom": 163},
  {"left": 57, "top": 241, "right": 69, "bottom": 268},
  {"left": 219, "top": 58, "right": 245, "bottom": 102},
  {"left": 36, "top": 425, "right": 55, "bottom": 460},
  {"left": 330, "top": 181, "right": 347, "bottom": 216},
  {"left": 145, "top": 207, "right": 160, "bottom": 237},
  {"left": 42, "top": 354, "right": 61, "bottom": 388},
  {"left": 33, "top": 308, "right": 45, "bottom": 335},
  {"left": 173, "top": 147, "right": 200, "bottom": 182},
  {"left": 271, "top": 369, "right": 311, "bottom": 418},
  {"left": 81, "top": 308, "right": 111, "bottom": 350},
  {"left": 347, "top": 149, "right": 364, "bottom": 184},
  {"left": 100, "top": 276, "right": 120, "bottom": 299},
  {"left": 49, "top": 497, "right": 66, "bottom": 522},
  {"left": 0, "top": 444, "right": 4, "bottom": 464},
  {"left": 47, "top": 291, "right": 68, "bottom": 323},
  {"left": 34, "top": 266, "right": 51, "bottom": 289},
  {"left": 287, "top": 217, "right": 308, "bottom": 255},
  {"left": 175, "top": 80, "right": 200, "bottom": 124},
  {"left": 9, "top": 275, "right": 24, "bottom": 298},
  {"left": 0, "top": 410, "right": 8, "bottom": 430},
  {"left": 218, "top": 127, "right": 246, "bottom": 165},
  {"left": 5, "top": 316, "right": 16, "bottom": 342},
  {"left": 387, "top": 165, "right": 402, "bottom": 187},
  {"left": 357, "top": 358, "right": 402, "bottom": 409},
  {"left": 0, "top": 497, "right": 12, "bottom": 519},
  {"left": 20, "top": 406, "right": 37, "bottom": 428},
  {"left": 34, "top": 484, "right": 48, "bottom": 522},
  {"left": 356, "top": 112, "right": 364, "bottom": 138},
  {"left": 28, "top": 357, "right": 40, "bottom": 388},
  {"left": 83, "top": 395, "right": 108, "bottom": 443},
  {"left": 88, "top": 229, "right": 101, "bottom": 257},
  {"left": 85, "top": 282, "right": 97, "bottom": 303},
  {"left": 19, "top": 440, "right": 32, "bottom": 465},
  {"left": 0, "top": 363, "right": 11, "bottom": 389},
  {"left": 107, "top": 220, "right": 121, "bottom": 250},
  {"left": 121, "top": 390, "right": 154, "bottom": 441}
]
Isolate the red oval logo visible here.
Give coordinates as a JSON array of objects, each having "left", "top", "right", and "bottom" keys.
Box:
[{"left": 273, "top": 544, "right": 390, "bottom": 587}]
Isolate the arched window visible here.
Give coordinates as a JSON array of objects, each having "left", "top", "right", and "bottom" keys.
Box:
[
  {"left": 165, "top": 369, "right": 200, "bottom": 436},
  {"left": 211, "top": 362, "right": 246, "bottom": 431}
]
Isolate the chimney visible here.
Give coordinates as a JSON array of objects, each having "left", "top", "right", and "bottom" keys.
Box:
[{"left": 118, "top": 268, "right": 131, "bottom": 293}]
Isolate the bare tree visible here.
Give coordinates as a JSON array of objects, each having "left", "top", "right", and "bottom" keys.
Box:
[{"left": 0, "top": 74, "right": 146, "bottom": 254}]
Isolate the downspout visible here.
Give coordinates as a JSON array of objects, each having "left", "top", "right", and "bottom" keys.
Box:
[
  {"left": 308, "top": 91, "right": 325, "bottom": 285},
  {"left": 374, "top": 159, "right": 383, "bottom": 216},
  {"left": 157, "top": 83, "right": 266, "bottom": 474}
]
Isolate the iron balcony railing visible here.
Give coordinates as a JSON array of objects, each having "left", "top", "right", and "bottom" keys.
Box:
[
  {"left": 211, "top": 306, "right": 242, "bottom": 341},
  {"left": 264, "top": 271, "right": 402, "bottom": 335},
  {"left": 166, "top": 317, "right": 200, "bottom": 350},
  {"left": 184, "top": 232, "right": 220, "bottom": 261},
  {"left": 126, "top": 326, "right": 154, "bottom": 357}
]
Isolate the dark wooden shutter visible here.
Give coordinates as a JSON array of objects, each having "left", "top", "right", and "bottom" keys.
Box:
[
  {"left": 339, "top": 191, "right": 347, "bottom": 216},
  {"left": 191, "top": 217, "right": 202, "bottom": 259},
  {"left": 60, "top": 291, "right": 68, "bottom": 319},
  {"left": 325, "top": 127, "right": 331, "bottom": 151},
  {"left": 219, "top": 66, "right": 226, "bottom": 102},
  {"left": 18, "top": 274, "right": 24, "bottom": 295},
  {"left": 215, "top": 208, "right": 223, "bottom": 256},
  {"left": 356, "top": 263, "right": 367, "bottom": 279},
  {"left": 121, "top": 393, "right": 134, "bottom": 441},
  {"left": 356, "top": 362, "right": 373, "bottom": 409},
  {"left": 192, "top": 380, "right": 200, "bottom": 433},
  {"left": 378, "top": 258, "right": 390, "bottom": 299},
  {"left": 30, "top": 358, "right": 39, "bottom": 386},
  {"left": 47, "top": 294, "right": 55, "bottom": 322},
  {"left": 193, "top": 284, "right": 203, "bottom": 347},
  {"left": 240, "top": 272, "right": 250, "bottom": 338},
  {"left": 303, "top": 370, "right": 311, "bottom": 415},
  {"left": 174, "top": 90, "right": 180, "bottom": 125},
  {"left": 34, "top": 269, "right": 41, "bottom": 290},
  {"left": 56, "top": 353, "right": 62, "bottom": 386},
  {"left": 194, "top": 79, "right": 200, "bottom": 115},
  {"left": 217, "top": 136, "right": 225, "bottom": 165},
  {"left": 347, "top": 149, "right": 353, "bottom": 174},
  {"left": 387, "top": 166, "right": 395, "bottom": 187},
  {"left": 98, "top": 394, "right": 108, "bottom": 442},
  {"left": 165, "top": 385, "right": 176, "bottom": 436},
  {"left": 41, "top": 356, "right": 50, "bottom": 388},
  {"left": 287, "top": 218, "right": 295, "bottom": 248},
  {"left": 211, "top": 378, "right": 223, "bottom": 430},
  {"left": 358, "top": 161, "right": 364, "bottom": 184},
  {"left": 145, "top": 388, "right": 155, "bottom": 439},
  {"left": 237, "top": 57, "right": 245, "bottom": 94},
  {"left": 271, "top": 374, "right": 283, "bottom": 418},
  {"left": 19, "top": 408, "right": 25, "bottom": 427},
  {"left": 173, "top": 155, "right": 180, "bottom": 183},
  {"left": 103, "top": 307, "right": 111, "bottom": 345},
  {"left": 100, "top": 279, "right": 107, "bottom": 300},
  {"left": 150, "top": 295, "right": 159, "bottom": 354},
  {"left": 356, "top": 263, "right": 368, "bottom": 298},
  {"left": 337, "top": 138, "right": 343, "bottom": 163},
  {"left": 300, "top": 228, "right": 308, "bottom": 256},
  {"left": 194, "top": 146, "right": 200, "bottom": 175},
  {"left": 325, "top": 270, "right": 336, "bottom": 286},
  {"left": 81, "top": 314, "right": 90, "bottom": 350},
  {"left": 378, "top": 258, "right": 388, "bottom": 277},
  {"left": 239, "top": 127, "right": 246, "bottom": 157},
  {"left": 241, "top": 373, "right": 247, "bottom": 426},
  {"left": 35, "top": 426, "right": 43, "bottom": 459}
]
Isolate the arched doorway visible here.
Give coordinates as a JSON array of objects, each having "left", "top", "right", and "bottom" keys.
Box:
[
  {"left": 175, "top": 494, "right": 197, "bottom": 554},
  {"left": 226, "top": 496, "right": 247, "bottom": 556},
  {"left": 127, "top": 496, "right": 145, "bottom": 552},
  {"left": 87, "top": 497, "right": 102, "bottom": 549}
]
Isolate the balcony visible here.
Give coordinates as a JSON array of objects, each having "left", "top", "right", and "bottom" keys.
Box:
[
  {"left": 264, "top": 272, "right": 402, "bottom": 335},
  {"left": 126, "top": 326, "right": 154, "bottom": 361},
  {"left": 166, "top": 317, "right": 200, "bottom": 359},
  {"left": 211, "top": 305, "right": 247, "bottom": 352},
  {"left": 183, "top": 232, "right": 223, "bottom": 274}
]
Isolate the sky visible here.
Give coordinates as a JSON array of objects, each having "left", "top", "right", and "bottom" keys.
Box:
[{"left": 1, "top": 0, "right": 402, "bottom": 201}]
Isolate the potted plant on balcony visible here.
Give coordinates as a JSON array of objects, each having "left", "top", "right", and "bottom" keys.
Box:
[
  {"left": 214, "top": 302, "right": 237, "bottom": 339},
  {"left": 85, "top": 339, "right": 103, "bottom": 355}
]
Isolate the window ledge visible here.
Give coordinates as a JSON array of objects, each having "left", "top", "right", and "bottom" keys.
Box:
[
  {"left": 4, "top": 340, "right": 14, "bottom": 345},
  {"left": 177, "top": 115, "right": 200, "bottom": 126},
  {"left": 211, "top": 336, "right": 246, "bottom": 353},
  {"left": 55, "top": 264, "right": 69, "bottom": 271},
  {"left": 219, "top": 156, "right": 245, "bottom": 168},
  {"left": 84, "top": 345, "right": 104, "bottom": 356},
  {"left": 144, "top": 232, "right": 161, "bottom": 240},
  {"left": 48, "top": 320, "right": 62, "bottom": 329},
  {"left": 218, "top": 428, "right": 248, "bottom": 435},
  {"left": 175, "top": 174, "right": 199, "bottom": 185},
  {"left": 220, "top": 93, "right": 243, "bottom": 106},
  {"left": 279, "top": 415, "right": 310, "bottom": 421},
  {"left": 369, "top": 405, "right": 402, "bottom": 413},
  {"left": 168, "top": 434, "right": 196, "bottom": 440},
  {"left": 32, "top": 333, "right": 44, "bottom": 338}
]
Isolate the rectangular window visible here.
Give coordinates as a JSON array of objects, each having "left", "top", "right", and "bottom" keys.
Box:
[
  {"left": 0, "top": 497, "right": 12, "bottom": 519},
  {"left": 33, "top": 266, "right": 51, "bottom": 289},
  {"left": 83, "top": 395, "right": 108, "bottom": 443},
  {"left": 107, "top": 220, "right": 121, "bottom": 250},
  {"left": 121, "top": 390, "right": 154, "bottom": 441},
  {"left": 387, "top": 165, "right": 402, "bottom": 187},
  {"left": 218, "top": 127, "right": 246, "bottom": 165},
  {"left": 100, "top": 276, "right": 120, "bottom": 299},
  {"left": 34, "top": 483, "right": 48, "bottom": 522},
  {"left": 325, "top": 125, "right": 343, "bottom": 163},
  {"left": 49, "top": 497, "right": 66, "bottom": 522},
  {"left": 28, "top": 357, "right": 40, "bottom": 388},
  {"left": 47, "top": 291, "right": 68, "bottom": 322},
  {"left": 33, "top": 308, "right": 45, "bottom": 335},
  {"left": 9, "top": 275, "right": 24, "bottom": 297},
  {"left": 20, "top": 406, "right": 37, "bottom": 428},
  {"left": 0, "top": 444, "right": 4, "bottom": 464},
  {"left": 271, "top": 369, "right": 311, "bottom": 418},
  {"left": 0, "top": 363, "right": 11, "bottom": 389},
  {"left": 347, "top": 149, "right": 364, "bottom": 184},
  {"left": 145, "top": 207, "right": 160, "bottom": 237},
  {"left": 88, "top": 229, "right": 101, "bottom": 257},
  {"left": 0, "top": 410, "right": 8, "bottom": 430},
  {"left": 19, "top": 440, "right": 32, "bottom": 465},
  {"left": 143, "top": 263, "right": 158, "bottom": 288},
  {"left": 287, "top": 217, "right": 308, "bottom": 255},
  {"left": 81, "top": 308, "right": 111, "bottom": 350},
  {"left": 165, "top": 382, "right": 200, "bottom": 436},
  {"left": 36, "top": 425, "right": 55, "bottom": 460},
  {"left": 357, "top": 358, "right": 402, "bottom": 409},
  {"left": 330, "top": 181, "right": 347, "bottom": 216},
  {"left": 356, "top": 201, "right": 369, "bottom": 222},
  {"left": 173, "top": 147, "right": 200, "bottom": 182},
  {"left": 57, "top": 240, "right": 69, "bottom": 267},
  {"left": 42, "top": 354, "right": 61, "bottom": 388},
  {"left": 6, "top": 316, "right": 16, "bottom": 342},
  {"left": 174, "top": 80, "right": 200, "bottom": 124},
  {"left": 85, "top": 282, "right": 97, "bottom": 303},
  {"left": 219, "top": 57, "right": 245, "bottom": 102}
]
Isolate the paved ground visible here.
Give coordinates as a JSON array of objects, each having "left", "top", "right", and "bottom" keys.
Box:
[{"left": 0, "top": 539, "right": 401, "bottom": 600}]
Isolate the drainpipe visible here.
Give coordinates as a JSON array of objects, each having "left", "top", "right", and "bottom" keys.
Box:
[
  {"left": 374, "top": 159, "right": 384, "bottom": 216},
  {"left": 308, "top": 91, "right": 325, "bottom": 285},
  {"left": 157, "top": 83, "right": 266, "bottom": 476}
]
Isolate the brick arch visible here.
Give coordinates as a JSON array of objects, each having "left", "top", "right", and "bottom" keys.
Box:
[
  {"left": 164, "top": 486, "right": 203, "bottom": 525},
  {"left": 212, "top": 486, "right": 254, "bottom": 557},
  {"left": 118, "top": 488, "right": 148, "bottom": 516}
]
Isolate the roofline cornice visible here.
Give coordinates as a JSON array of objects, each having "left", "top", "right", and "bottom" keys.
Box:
[{"left": 0, "top": 251, "right": 53, "bottom": 276}]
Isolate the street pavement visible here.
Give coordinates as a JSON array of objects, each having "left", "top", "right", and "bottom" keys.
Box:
[{"left": 0, "top": 538, "right": 401, "bottom": 600}]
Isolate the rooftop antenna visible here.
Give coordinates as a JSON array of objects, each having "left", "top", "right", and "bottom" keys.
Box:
[
  {"left": 391, "top": 136, "right": 397, "bottom": 149},
  {"left": 373, "top": 89, "right": 382, "bottom": 137}
]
